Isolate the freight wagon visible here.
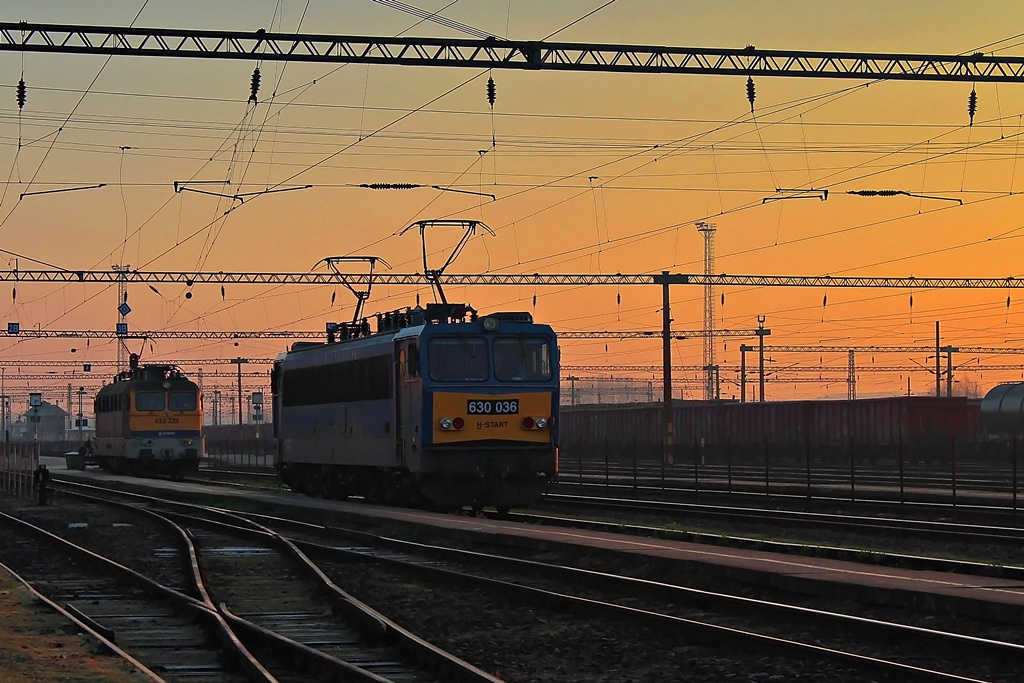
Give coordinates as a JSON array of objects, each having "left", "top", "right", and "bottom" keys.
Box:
[{"left": 561, "top": 397, "right": 983, "bottom": 463}]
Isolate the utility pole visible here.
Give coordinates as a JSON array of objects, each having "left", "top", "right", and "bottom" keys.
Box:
[
  {"left": 696, "top": 221, "right": 717, "bottom": 401},
  {"left": 740, "top": 346, "right": 747, "bottom": 403},
  {"left": 231, "top": 358, "right": 248, "bottom": 425},
  {"left": 935, "top": 321, "right": 941, "bottom": 398},
  {"left": 757, "top": 316, "right": 768, "bottom": 402},
  {"left": 213, "top": 390, "right": 221, "bottom": 425},
  {"left": 946, "top": 346, "right": 958, "bottom": 397},
  {"left": 661, "top": 272, "right": 674, "bottom": 464},
  {"left": 112, "top": 264, "right": 130, "bottom": 373}
]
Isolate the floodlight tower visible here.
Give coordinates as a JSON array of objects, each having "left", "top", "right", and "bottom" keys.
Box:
[{"left": 696, "top": 221, "right": 717, "bottom": 401}]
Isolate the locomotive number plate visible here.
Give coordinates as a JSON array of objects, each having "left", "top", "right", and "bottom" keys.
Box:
[{"left": 467, "top": 399, "right": 519, "bottom": 415}]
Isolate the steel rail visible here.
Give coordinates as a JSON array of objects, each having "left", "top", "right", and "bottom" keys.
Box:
[
  {"left": 61, "top": 486, "right": 500, "bottom": 682},
  {"left": 60, "top": 480, "right": 1005, "bottom": 682},
  {"left": 0, "top": 509, "right": 277, "bottom": 682}
]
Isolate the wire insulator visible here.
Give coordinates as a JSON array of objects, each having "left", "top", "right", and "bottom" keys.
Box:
[
  {"left": 249, "top": 67, "right": 261, "bottom": 104},
  {"left": 848, "top": 189, "right": 901, "bottom": 197},
  {"left": 746, "top": 76, "right": 755, "bottom": 113},
  {"left": 967, "top": 88, "right": 978, "bottom": 126},
  {"left": 486, "top": 76, "right": 496, "bottom": 108},
  {"left": 16, "top": 78, "right": 26, "bottom": 109},
  {"left": 361, "top": 183, "right": 419, "bottom": 190}
]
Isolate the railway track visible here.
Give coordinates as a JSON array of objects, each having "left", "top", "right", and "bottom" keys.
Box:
[
  {"left": 0, "top": 491, "right": 499, "bottom": 683},
  {"left": 529, "top": 492, "right": 1024, "bottom": 576},
  {"left": 42, "top": 480, "right": 1024, "bottom": 682},
  {"left": 0, "top": 505, "right": 259, "bottom": 682}
]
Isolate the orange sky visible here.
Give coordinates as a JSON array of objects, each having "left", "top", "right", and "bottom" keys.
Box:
[{"left": 1, "top": 0, "right": 1024, "bottom": 404}]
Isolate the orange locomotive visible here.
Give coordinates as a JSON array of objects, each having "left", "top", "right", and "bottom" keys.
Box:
[{"left": 92, "top": 355, "right": 203, "bottom": 477}]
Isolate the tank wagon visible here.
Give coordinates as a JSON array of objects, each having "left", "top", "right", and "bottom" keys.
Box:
[
  {"left": 92, "top": 355, "right": 204, "bottom": 476},
  {"left": 981, "top": 383, "right": 1024, "bottom": 436},
  {"left": 272, "top": 303, "right": 559, "bottom": 511}
]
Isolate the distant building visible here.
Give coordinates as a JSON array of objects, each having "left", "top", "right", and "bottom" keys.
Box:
[{"left": 12, "top": 401, "right": 69, "bottom": 441}]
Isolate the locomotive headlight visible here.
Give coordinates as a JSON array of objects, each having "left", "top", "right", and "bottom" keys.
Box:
[
  {"left": 452, "top": 417, "right": 465, "bottom": 430},
  {"left": 535, "top": 417, "right": 548, "bottom": 429},
  {"left": 181, "top": 439, "right": 193, "bottom": 446},
  {"left": 481, "top": 316, "right": 498, "bottom": 332},
  {"left": 440, "top": 417, "right": 453, "bottom": 430},
  {"left": 143, "top": 439, "right": 153, "bottom": 446}
]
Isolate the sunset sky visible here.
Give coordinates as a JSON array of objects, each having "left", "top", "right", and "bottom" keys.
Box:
[{"left": 1, "top": 0, "right": 1024, "bottom": 406}]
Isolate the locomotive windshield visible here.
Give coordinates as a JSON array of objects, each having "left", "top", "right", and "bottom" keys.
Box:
[
  {"left": 135, "top": 392, "right": 165, "bottom": 411},
  {"left": 428, "top": 336, "right": 489, "bottom": 382},
  {"left": 494, "top": 336, "right": 553, "bottom": 381},
  {"left": 169, "top": 392, "right": 198, "bottom": 411}
]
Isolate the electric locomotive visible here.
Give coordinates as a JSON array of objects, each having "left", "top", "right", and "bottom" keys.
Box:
[
  {"left": 92, "top": 354, "right": 204, "bottom": 477},
  {"left": 273, "top": 303, "right": 559, "bottom": 511}
]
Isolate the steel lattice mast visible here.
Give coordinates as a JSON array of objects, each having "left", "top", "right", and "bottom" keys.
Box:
[
  {"left": 4, "top": 270, "right": 1024, "bottom": 288},
  {"left": 0, "top": 328, "right": 763, "bottom": 340},
  {"left": 0, "top": 23, "right": 1021, "bottom": 82}
]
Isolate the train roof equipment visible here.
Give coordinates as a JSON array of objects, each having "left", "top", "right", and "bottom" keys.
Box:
[{"left": 288, "top": 304, "right": 539, "bottom": 353}]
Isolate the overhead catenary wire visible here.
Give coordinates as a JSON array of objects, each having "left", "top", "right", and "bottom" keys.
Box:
[
  {"left": 12, "top": 14, "right": 1024, "bottom": 378},
  {"left": 0, "top": 0, "right": 152, "bottom": 235},
  {"left": 31, "top": 1, "right": 484, "bottom": 339}
]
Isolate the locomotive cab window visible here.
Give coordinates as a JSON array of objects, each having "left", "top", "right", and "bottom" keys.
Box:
[
  {"left": 135, "top": 392, "right": 165, "bottom": 411},
  {"left": 168, "top": 392, "right": 197, "bottom": 411},
  {"left": 494, "top": 336, "right": 553, "bottom": 381},
  {"left": 428, "top": 336, "right": 489, "bottom": 382}
]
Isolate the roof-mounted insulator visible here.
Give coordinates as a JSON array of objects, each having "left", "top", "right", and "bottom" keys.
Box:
[
  {"left": 249, "top": 67, "right": 261, "bottom": 104},
  {"left": 746, "top": 76, "right": 755, "bottom": 113},
  {"left": 486, "top": 76, "right": 496, "bottom": 109},
  {"left": 967, "top": 87, "right": 978, "bottom": 127},
  {"left": 16, "top": 78, "right": 26, "bottom": 109}
]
